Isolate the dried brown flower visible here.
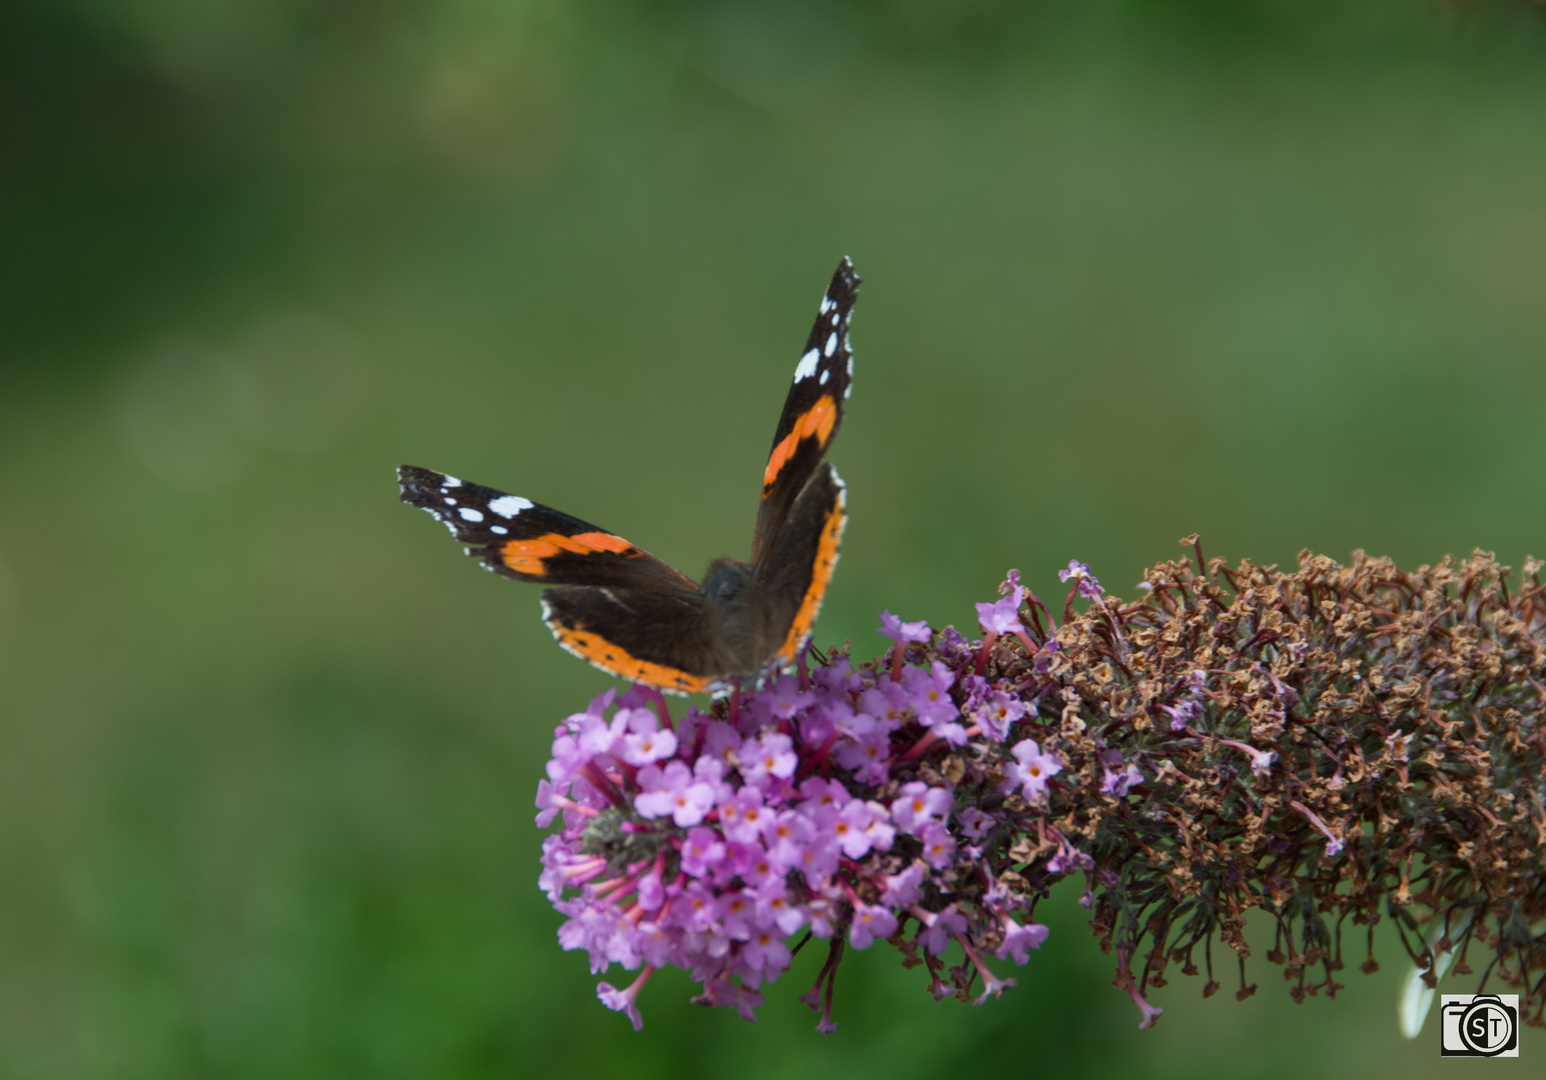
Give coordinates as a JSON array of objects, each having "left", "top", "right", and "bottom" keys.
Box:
[{"left": 963, "top": 540, "right": 1546, "bottom": 1026}]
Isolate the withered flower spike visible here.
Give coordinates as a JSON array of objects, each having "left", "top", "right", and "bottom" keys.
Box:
[{"left": 1031, "top": 545, "right": 1546, "bottom": 1029}]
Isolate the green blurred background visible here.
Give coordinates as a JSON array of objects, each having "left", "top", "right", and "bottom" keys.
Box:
[{"left": 3, "top": 0, "right": 1546, "bottom": 1075}]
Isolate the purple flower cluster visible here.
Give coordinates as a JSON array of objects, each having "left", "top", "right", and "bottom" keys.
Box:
[{"left": 535, "top": 586, "right": 1066, "bottom": 1031}]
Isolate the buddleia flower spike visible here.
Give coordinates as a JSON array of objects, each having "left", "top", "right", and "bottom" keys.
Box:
[{"left": 538, "top": 544, "right": 1546, "bottom": 1034}]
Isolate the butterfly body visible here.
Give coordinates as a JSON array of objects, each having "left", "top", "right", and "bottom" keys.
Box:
[{"left": 400, "top": 258, "right": 859, "bottom": 696}]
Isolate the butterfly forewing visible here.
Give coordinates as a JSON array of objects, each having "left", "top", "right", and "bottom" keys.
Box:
[
  {"left": 750, "top": 258, "right": 860, "bottom": 566},
  {"left": 397, "top": 465, "right": 698, "bottom": 592}
]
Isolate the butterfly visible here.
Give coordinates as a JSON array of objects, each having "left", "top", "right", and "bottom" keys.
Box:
[{"left": 398, "top": 258, "right": 859, "bottom": 696}]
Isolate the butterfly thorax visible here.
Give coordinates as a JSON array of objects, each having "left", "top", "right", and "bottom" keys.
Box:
[{"left": 700, "top": 556, "right": 779, "bottom": 675}]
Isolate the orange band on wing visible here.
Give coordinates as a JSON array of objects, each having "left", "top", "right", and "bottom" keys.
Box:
[
  {"left": 762, "top": 396, "right": 838, "bottom": 491},
  {"left": 548, "top": 623, "right": 716, "bottom": 696},
  {"left": 775, "top": 495, "right": 847, "bottom": 665},
  {"left": 501, "top": 531, "right": 637, "bottom": 575}
]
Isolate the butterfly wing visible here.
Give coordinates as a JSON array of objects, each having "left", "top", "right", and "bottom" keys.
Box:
[
  {"left": 756, "top": 462, "right": 847, "bottom": 668},
  {"left": 750, "top": 258, "right": 860, "bottom": 565},
  {"left": 540, "top": 587, "right": 729, "bottom": 696},
  {"left": 398, "top": 465, "right": 698, "bottom": 590},
  {"left": 399, "top": 465, "right": 727, "bottom": 695}
]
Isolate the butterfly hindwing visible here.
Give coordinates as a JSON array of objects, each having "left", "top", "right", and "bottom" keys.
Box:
[
  {"left": 397, "top": 465, "right": 698, "bottom": 591},
  {"left": 540, "top": 587, "right": 724, "bottom": 696},
  {"left": 750, "top": 258, "right": 859, "bottom": 564},
  {"left": 758, "top": 463, "right": 847, "bottom": 667}
]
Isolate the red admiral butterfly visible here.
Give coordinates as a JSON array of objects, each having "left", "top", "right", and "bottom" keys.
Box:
[{"left": 399, "top": 258, "right": 860, "bottom": 696}]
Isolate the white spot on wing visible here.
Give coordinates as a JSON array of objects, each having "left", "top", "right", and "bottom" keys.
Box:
[
  {"left": 830, "top": 312, "right": 840, "bottom": 326},
  {"left": 819, "top": 296, "right": 833, "bottom": 314},
  {"left": 490, "top": 525, "right": 508, "bottom": 535},
  {"left": 442, "top": 476, "right": 462, "bottom": 488},
  {"left": 489, "top": 495, "right": 533, "bottom": 518},
  {"left": 824, "top": 331, "right": 837, "bottom": 357},
  {"left": 458, "top": 507, "right": 484, "bottom": 522},
  {"left": 818, "top": 369, "right": 829, "bottom": 385},
  {"left": 443, "top": 496, "right": 457, "bottom": 506},
  {"left": 793, "top": 348, "right": 820, "bottom": 383}
]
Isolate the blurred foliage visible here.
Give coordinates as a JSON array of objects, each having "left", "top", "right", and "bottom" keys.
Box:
[{"left": 3, "top": 0, "right": 1546, "bottom": 1076}]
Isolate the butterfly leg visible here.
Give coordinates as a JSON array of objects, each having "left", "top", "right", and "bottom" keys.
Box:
[{"left": 727, "top": 679, "right": 743, "bottom": 729}]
